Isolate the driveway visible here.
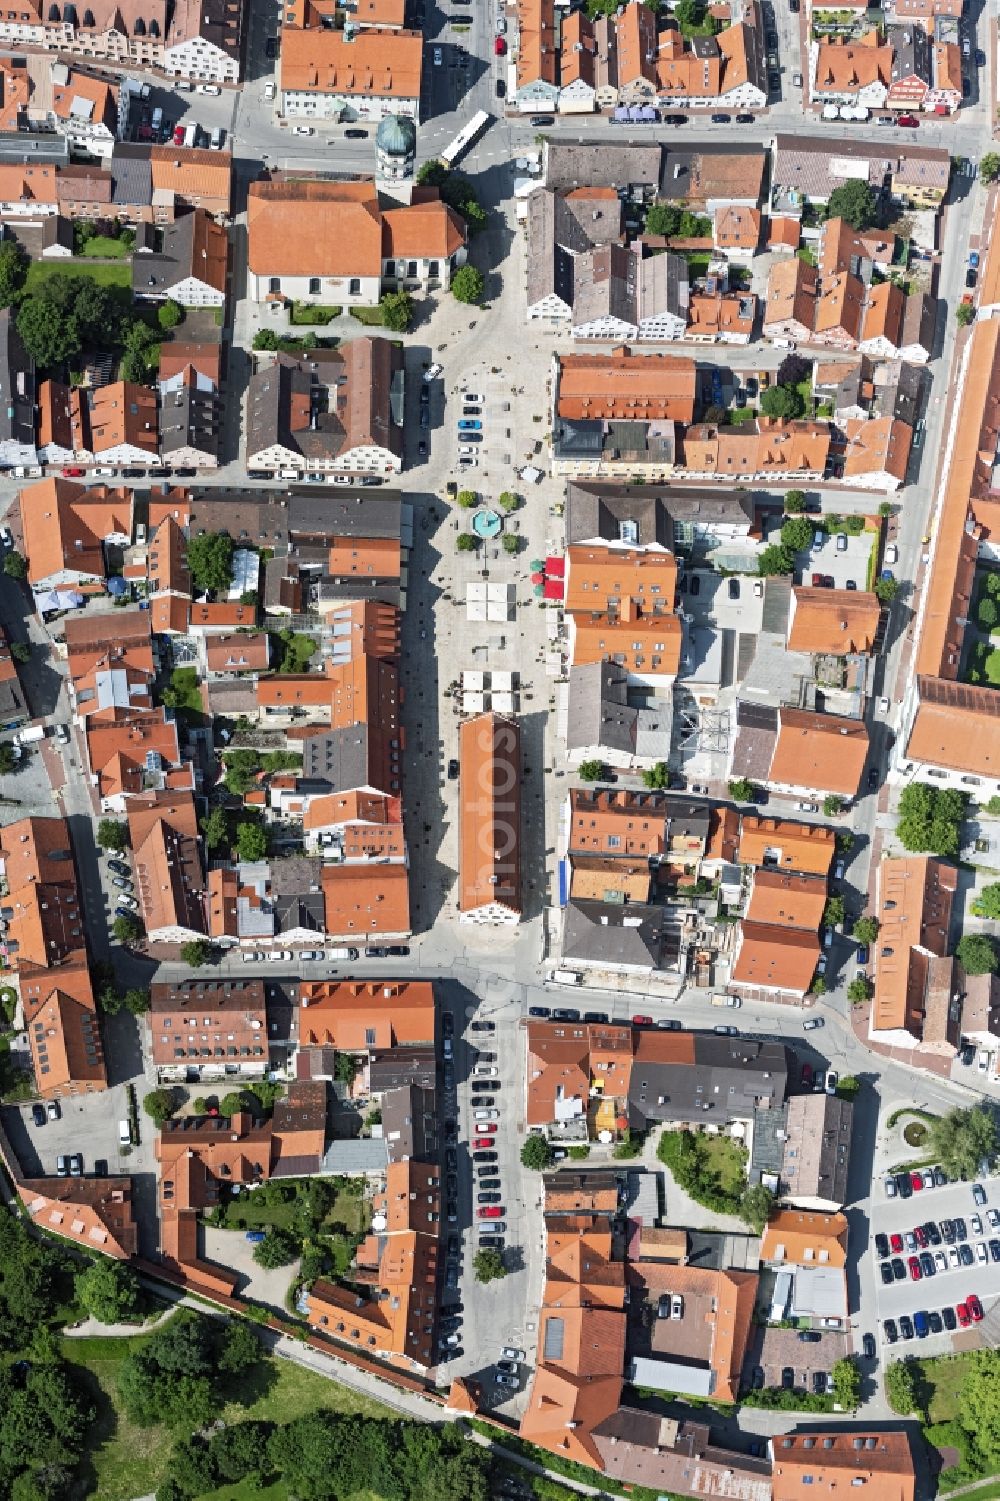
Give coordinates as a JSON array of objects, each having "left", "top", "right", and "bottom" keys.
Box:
[{"left": 203, "top": 1224, "right": 300, "bottom": 1312}]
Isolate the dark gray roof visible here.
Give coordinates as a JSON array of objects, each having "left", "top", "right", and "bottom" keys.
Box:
[
  {"left": 900, "top": 290, "right": 936, "bottom": 356},
  {"left": 132, "top": 213, "right": 197, "bottom": 296},
  {"left": 158, "top": 372, "right": 221, "bottom": 461},
  {"left": 781, "top": 1092, "right": 853, "bottom": 1206},
  {"left": 182, "top": 489, "right": 291, "bottom": 547},
  {"left": 526, "top": 187, "right": 625, "bottom": 313},
  {"left": 317, "top": 574, "right": 402, "bottom": 609},
  {"left": 562, "top": 898, "right": 665, "bottom": 971},
  {"left": 552, "top": 418, "right": 606, "bottom": 459},
  {"left": 370, "top": 1052, "right": 436, "bottom": 1093},
  {"left": 565, "top": 484, "right": 675, "bottom": 548},
  {"left": 381, "top": 1083, "right": 437, "bottom": 1163},
  {"left": 0, "top": 130, "right": 68, "bottom": 164},
  {"left": 288, "top": 492, "right": 403, "bottom": 544},
  {"left": 0, "top": 309, "right": 35, "bottom": 450},
  {"left": 0, "top": 664, "right": 27, "bottom": 726},
  {"left": 274, "top": 893, "right": 325, "bottom": 936},
  {"left": 888, "top": 22, "right": 931, "bottom": 85},
  {"left": 566, "top": 661, "right": 638, "bottom": 757},
  {"left": 302, "top": 725, "right": 374, "bottom": 790},
  {"left": 871, "top": 357, "right": 925, "bottom": 426},
  {"left": 110, "top": 143, "right": 152, "bottom": 207},
  {"left": 544, "top": 141, "right": 663, "bottom": 195},
  {"left": 628, "top": 1034, "right": 789, "bottom": 1130}
]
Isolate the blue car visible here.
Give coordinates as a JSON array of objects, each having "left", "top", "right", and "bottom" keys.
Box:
[
  {"left": 245, "top": 1230, "right": 266, "bottom": 1244},
  {"left": 856, "top": 945, "right": 869, "bottom": 966},
  {"left": 457, "top": 419, "right": 482, "bottom": 430},
  {"left": 913, "top": 1310, "right": 929, "bottom": 1339}
]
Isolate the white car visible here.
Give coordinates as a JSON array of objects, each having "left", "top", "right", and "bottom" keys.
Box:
[
  {"left": 423, "top": 363, "right": 443, "bottom": 382},
  {"left": 433, "top": 45, "right": 443, "bottom": 64},
  {"left": 267, "top": 949, "right": 293, "bottom": 963},
  {"left": 464, "top": 391, "right": 485, "bottom": 404},
  {"left": 977, "top": 1241, "right": 988, "bottom": 1263},
  {"left": 293, "top": 125, "right": 314, "bottom": 135},
  {"left": 949, "top": 1245, "right": 961, "bottom": 1269},
  {"left": 796, "top": 801, "right": 818, "bottom": 813},
  {"left": 115, "top": 893, "right": 139, "bottom": 911},
  {"left": 299, "top": 950, "right": 324, "bottom": 962},
  {"left": 878, "top": 696, "right": 890, "bottom": 714},
  {"left": 825, "top": 1071, "right": 838, "bottom": 1095},
  {"left": 934, "top": 1250, "right": 947, "bottom": 1272},
  {"left": 243, "top": 951, "right": 263, "bottom": 963},
  {"left": 459, "top": 445, "right": 479, "bottom": 457},
  {"left": 979, "top": 1049, "right": 991, "bottom": 1073},
  {"left": 475, "top": 1064, "right": 498, "bottom": 1076},
  {"left": 501, "top": 1346, "right": 525, "bottom": 1361}
]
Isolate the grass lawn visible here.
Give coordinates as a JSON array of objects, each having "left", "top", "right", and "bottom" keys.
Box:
[
  {"left": 25, "top": 259, "right": 131, "bottom": 292},
  {"left": 290, "top": 302, "right": 342, "bottom": 325},
  {"left": 919, "top": 1354, "right": 968, "bottom": 1424},
  {"left": 684, "top": 253, "right": 711, "bottom": 280},
  {"left": 699, "top": 1134, "right": 748, "bottom": 1195},
  {"left": 349, "top": 306, "right": 386, "bottom": 326},
  {"left": 727, "top": 407, "right": 756, "bottom": 425},
  {"left": 64, "top": 1329, "right": 399, "bottom": 1501},
  {"left": 937, "top": 1485, "right": 1000, "bottom": 1501},
  {"left": 323, "top": 1189, "right": 369, "bottom": 1237},
  {"left": 80, "top": 236, "right": 132, "bottom": 259}
]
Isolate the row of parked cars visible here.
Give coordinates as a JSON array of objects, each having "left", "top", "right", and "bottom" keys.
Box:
[
  {"left": 876, "top": 1208, "right": 1000, "bottom": 1286},
  {"left": 884, "top": 1297, "right": 983, "bottom": 1344}
]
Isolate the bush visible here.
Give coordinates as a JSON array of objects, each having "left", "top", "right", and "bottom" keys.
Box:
[
  {"left": 456, "top": 534, "right": 478, "bottom": 553},
  {"left": 143, "top": 1088, "right": 177, "bottom": 1128},
  {"left": 97, "top": 818, "right": 129, "bottom": 852},
  {"left": 957, "top": 933, "right": 999, "bottom": 975},
  {"left": 613, "top": 1129, "right": 644, "bottom": 1160},
  {"left": 521, "top": 1134, "right": 554, "bottom": 1170},
  {"left": 253, "top": 1228, "right": 300, "bottom": 1269},
  {"left": 451, "top": 265, "right": 485, "bottom": 305},
  {"left": 728, "top": 778, "right": 754, "bottom": 801},
  {"left": 157, "top": 299, "right": 182, "bottom": 331}
]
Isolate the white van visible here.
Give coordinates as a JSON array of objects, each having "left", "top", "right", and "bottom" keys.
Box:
[
  {"left": 210, "top": 126, "right": 224, "bottom": 150},
  {"left": 151, "top": 106, "right": 163, "bottom": 134},
  {"left": 119, "top": 1120, "right": 131, "bottom": 1146},
  {"left": 326, "top": 946, "right": 359, "bottom": 960},
  {"left": 183, "top": 122, "right": 198, "bottom": 148},
  {"left": 474, "top": 1108, "right": 499, "bottom": 1122},
  {"left": 264, "top": 81, "right": 276, "bottom": 100}
]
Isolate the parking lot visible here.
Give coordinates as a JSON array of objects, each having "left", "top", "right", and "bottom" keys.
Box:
[
  {"left": 745, "top": 1325, "right": 848, "bottom": 1395},
  {"left": 870, "top": 1173, "right": 1000, "bottom": 1354}
]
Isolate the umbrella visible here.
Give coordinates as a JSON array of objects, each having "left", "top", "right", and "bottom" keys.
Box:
[
  {"left": 533, "top": 584, "right": 545, "bottom": 597},
  {"left": 530, "top": 571, "right": 544, "bottom": 585},
  {"left": 530, "top": 558, "right": 545, "bottom": 571}
]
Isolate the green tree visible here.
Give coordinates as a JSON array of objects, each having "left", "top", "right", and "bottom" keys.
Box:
[
  {"left": 123, "top": 988, "right": 150, "bottom": 1016},
  {"left": 958, "top": 1350, "right": 1000, "bottom": 1466},
  {"left": 957, "top": 933, "right": 999, "bottom": 975},
  {"left": 498, "top": 490, "right": 518, "bottom": 512},
  {"left": 929, "top": 1104, "right": 998, "bottom": 1180},
  {"left": 853, "top": 915, "right": 879, "bottom": 945},
  {"left": 473, "top": 1248, "right": 506, "bottom": 1283},
  {"left": 208, "top": 1420, "right": 270, "bottom": 1483},
  {"left": 119, "top": 321, "right": 160, "bottom": 382},
  {"left": 956, "top": 301, "right": 975, "bottom": 328},
  {"left": 456, "top": 533, "right": 477, "bottom": 553},
  {"left": 739, "top": 1183, "right": 774, "bottom": 1233},
  {"left": 826, "top": 179, "right": 877, "bottom": 230},
  {"left": 823, "top": 794, "right": 845, "bottom": 817},
  {"left": 831, "top": 1356, "right": 861, "bottom": 1409},
  {"left": 9, "top": 641, "right": 30, "bottom": 664},
  {"left": 218, "top": 1321, "right": 261, "bottom": 1375},
  {"left": 378, "top": 290, "right": 412, "bottom": 331},
  {"left": 577, "top": 759, "right": 604, "bottom": 783},
  {"left": 847, "top": 976, "right": 872, "bottom": 1003},
  {"left": 896, "top": 781, "right": 966, "bottom": 857},
  {"left": 978, "top": 597, "right": 999, "bottom": 630},
  {"left": 811, "top": 975, "right": 827, "bottom": 995},
  {"left": 98, "top": 984, "right": 124, "bottom": 1016},
  {"left": 783, "top": 490, "right": 807, "bottom": 513},
  {"left": 760, "top": 384, "right": 805, "bottom": 421},
  {"left": 457, "top": 489, "right": 478, "bottom": 509},
  {"left": 823, "top": 895, "right": 846, "bottom": 928},
  {"left": 972, "top": 883, "right": 1000, "bottom": 919},
  {"left": 186, "top": 532, "right": 234, "bottom": 594},
  {"left": 112, "top": 914, "right": 143, "bottom": 946},
  {"left": 252, "top": 1228, "right": 299, "bottom": 1269},
  {"left": 96, "top": 819, "right": 129, "bottom": 852},
  {"left": 728, "top": 778, "right": 754, "bottom": 801},
  {"left": 836, "top": 1075, "right": 860, "bottom": 1100},
  {"left": 757, "top": 543, "right": 794, "bottom": 577},
  {"left": 143, "top": 1088, "right": 177, "bottom": 1128},
  {"left": 451, "top": 265, "right": 485, "bottom": 305},
  {"left": 644, "top": 200, "right": 682, "bottom": 237},
  {"left": 520, "top": 1134, "right": 554, "bottom": 1170},
  {"left": 75, "top": 1259, "right": 140, "bottom": 1324},
  {"left": 17, "top": 294, "right": 81, "bottom": 369},
  {"left": 0, "top": 742, "right": 19, "bottom": 774},
  {"left": 180, "top": 938, "right": 211, "bottom": 968},
  {"left": 219, "top": 1090, "right": 249, "bottom": 1118},
  {"left": 780, "top": 516, "right": 814, "bottom": 553},
  {"left": 235, "top": 821, "right": 268, "bottom": 862},
  {"left": 501, "top": 533, "right": 518, "bottom": 555},
  {"left": 252, "top": 328, "right": 279, "bottom": 350},
  {"left": 844, "top": 514, "right": 866, "bottom": 535},
  {"left": 200, "top": 806, "right": 229, "bottom": 852},
  {"left": 3, "top": 550, "right": 26, "bottom": 580},
  {"left": 0, "top": 239, "right": 27, "bottom": 307},
  {"left": 416, "top": 159, "right": 448, "bottom": 186},
  {"left": 980, "top": 152, "right": 1000, "bottom": 184},
  {"left": 641, "top": 762, "right": 670, "bottom": 790},
  {"left": 157, "top": 299, "right": 183, "bottom": 331}
]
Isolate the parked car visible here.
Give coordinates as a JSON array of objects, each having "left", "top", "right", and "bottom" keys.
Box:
[
  {"left": 30, "top": 1104, "right": 45, "bottom": 1127},
  {"left": 862, "top": 1332, "right": 876, "bottom": 1360},
  {"left": 899, "top": 1315, "right": 914, "bottom": 1340},
  {"left": 884, "top": 1319, "right": 898, "bottom": 1344},
  {"left": 46, "top": 1101, "right": 60, "bottom": 1122},
  {"left": 972, "top": 1182, "right": 987, "bottom": 1207},
  {"left": 803, "top": 1017, "right": 824, "bottom": 1030}
]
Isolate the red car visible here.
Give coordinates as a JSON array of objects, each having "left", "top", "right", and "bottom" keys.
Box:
[
  {"left": 173, "top": 124, "right": 185, "bottom": 145},
  {"left": 62, "top": 466, "right": 84, "bottom": 476},
  {"left": 897, "top": 113, "right": 919, "bottom": 127},
  {"left": 633, "top": 1014, "right": 654, "bottom": 1026},
  {"left": 478, "top": 1206, "right": 502, "bottom": 1219},
  {"left": 811, "top": 572, "right": 823, "bottom": 586},
  {"left": 956, "top": 1301, "right": 971, "bottom": 1328},
  {"left": 801, "top": 1063, "right": 813, "bottom": 1087},
  {"left": 908, "top": 1255, "right": 922, "bottom": 1281},
  {"left": 890, "top": 1233, "right": 903, "bottom": 1254},
  {"left": 913, "top": 1225, "right": 928, "bottom": 1248},
  {"left": 967, "top": 1294, "right": 984, "bottom": 1323},
  {"left": 480, "top": 1122, "right": 498, "bottom": 1134},
  {"left": 910, "top": 1171, "right": 923, "bottom": 1191},
  {"left": 473, "top": 1136, "right": 493, "bottom": 1149},
  {"left": 494, "top": 33, "right": 506, "bottom": 53}
]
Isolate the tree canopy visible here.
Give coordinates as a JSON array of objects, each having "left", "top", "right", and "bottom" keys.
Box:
[
  {"left": 520, "top": 1134, "right": 554, "bottom": 1170},
  {"left": 958, "top": 1351, "right": 1000, "bottom": 1467},
  {"left": 760, "top": 384, "right": 805, "bottom": 421},
  {"left": 143, "top": 1087, "right": 177, "bottom": 1127},
  {"left": 853, "top": 915, "right": 879, "bottom": 945},
  {"left": 451, "top": 265, "right": 485, "bottom": 305},
  {"left": 96, "top": 819, "right": 129, "bottom": 852},
  {"left": 180, "top": 939, "right": 211, "bottom": 968},
  {"left": 235, "top": 822, "right": 268, "bottom": 863},
  {"left": 0, "top": 240, "right": 27, "bottom": 308},
  {"left": 972, "top": 883, "right": 1000, "bottom": 920},
  {"left": 896, "top": 782, "right": 966, "bottom": 857},
  {"left": 186, "top": 532, "right": 234, "bottom": 594},
  {"left": 473, "top": 1248, "right": 506, "bottom": 1284},
  {"left": 957, "top": 933, "right": 998, "bottom": 976},
  {"left": 252, "top": 1228, "right": 299, "bottom": 1269},
  {"left": 779, "top": 516, "right": 814, "bottom": 553},
  {"left": 379, "top": 291, "right": 412, "bottom": 331},
  {"left": 757, "top": 543, "right": 795, "bottom": 577},
  {"left": 728, "top": 778, "right": 755, "bottom": 802},
  {"left": 929, "top": 1105, "right": 998, "bottom": 1181},
  {"left": 826, "top": 180, "right": 877, "bottom": 230},
  {"left": 577, "top": 759, "right": 604, "bottom": 783},
  {"left": 75, "top": 1260, "right": 140, "bottom": 1324}
]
